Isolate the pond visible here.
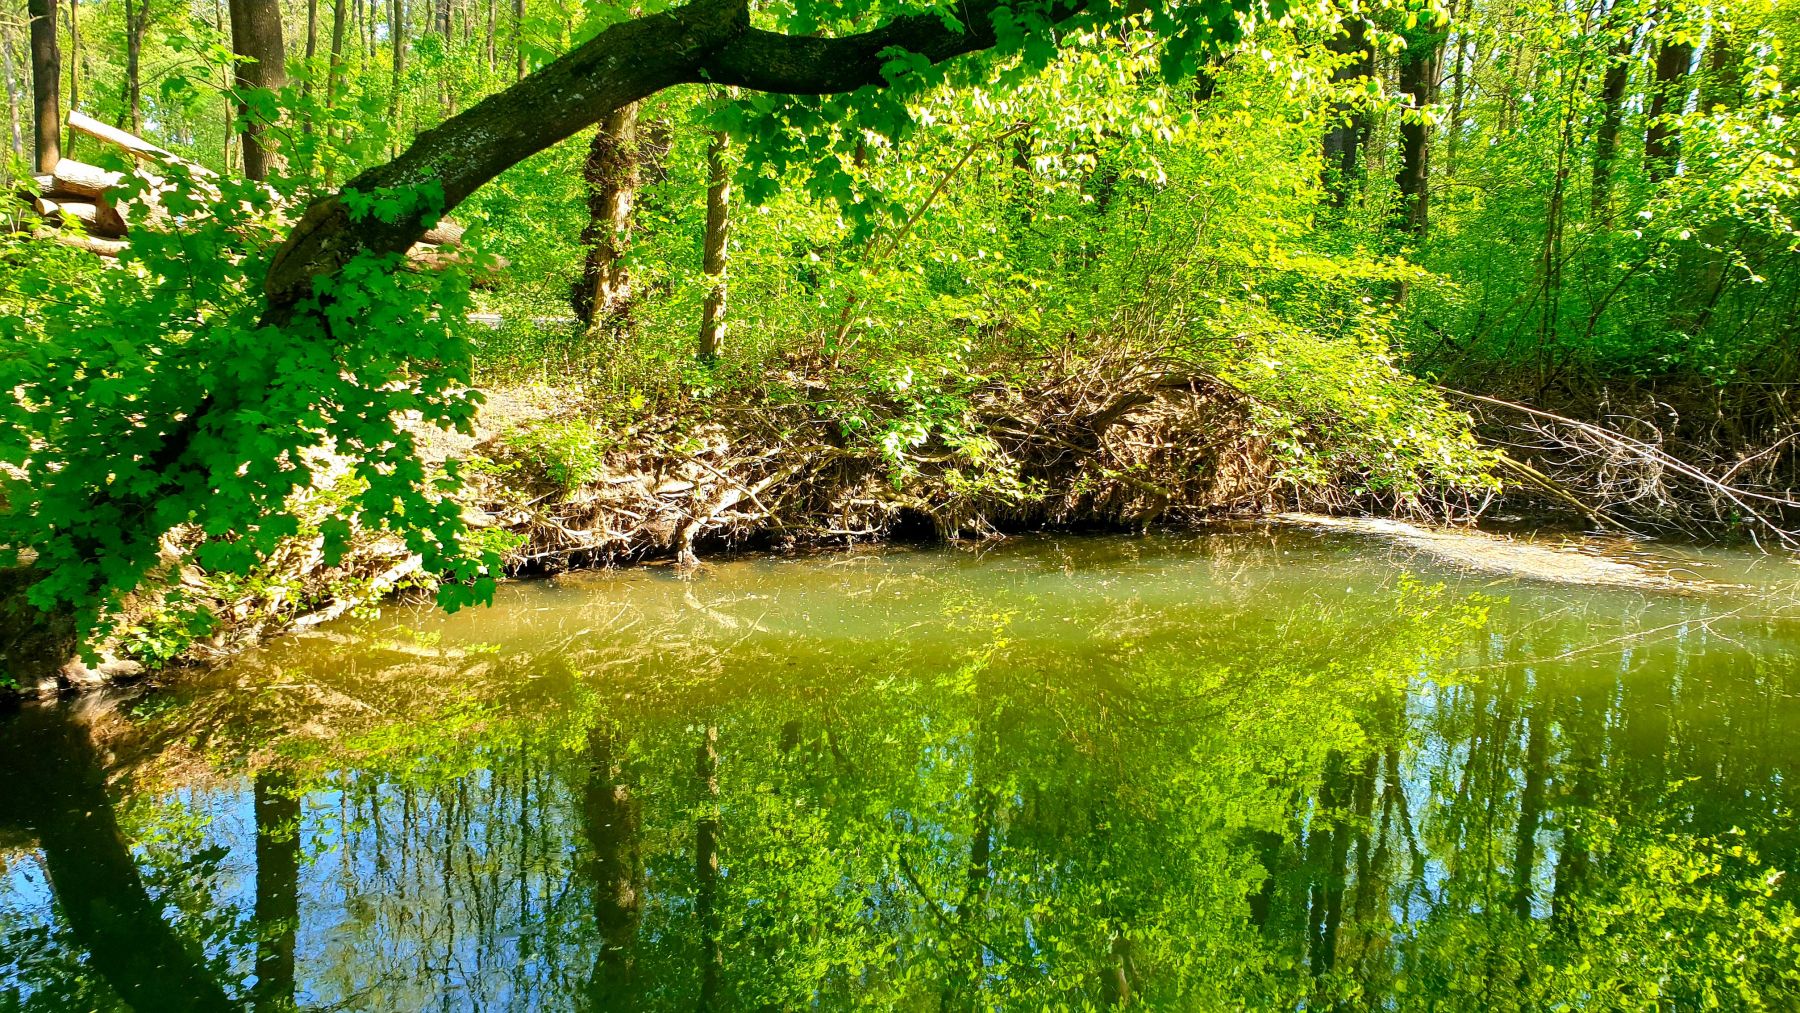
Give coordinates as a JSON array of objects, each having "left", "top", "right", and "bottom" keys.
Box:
[{"left": 2, "top": 527, "right": 1798, "bottom": 1010}]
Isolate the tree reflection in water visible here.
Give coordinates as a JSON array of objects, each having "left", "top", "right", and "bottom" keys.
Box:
[{"left": 1, "top": 533, "right": 1796, "bottom": 1009}]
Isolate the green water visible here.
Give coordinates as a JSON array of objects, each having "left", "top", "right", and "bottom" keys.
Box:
[{"left": 3, "top": 529, "right": 1798, "bottom": 1011}]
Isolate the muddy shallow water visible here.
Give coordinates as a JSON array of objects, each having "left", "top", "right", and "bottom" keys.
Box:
[{"left": 3, "top": 528, "right": 1798, "bottom": 1010}]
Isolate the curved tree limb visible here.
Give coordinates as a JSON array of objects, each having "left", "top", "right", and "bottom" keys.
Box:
[{"left": 266, "top": 0, "right": 1078, "bottom": 317}]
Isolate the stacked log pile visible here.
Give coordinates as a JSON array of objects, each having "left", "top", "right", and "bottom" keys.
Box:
[{"left": 13, "top": 111, "right": 486, "bottom": 274}]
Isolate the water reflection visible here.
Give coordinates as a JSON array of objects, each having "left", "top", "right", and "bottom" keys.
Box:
[{"left": 1, "top": 532, "right": 1797, "bottom": 1010}]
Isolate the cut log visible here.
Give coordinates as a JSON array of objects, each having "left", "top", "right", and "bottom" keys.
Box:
[
  {"left": 47, "top": 232, "right": 129, "bottom": 256},
  {"left": 404, "top": 241, "right": 510, "bottom": 284},
  {"left": 66, "top": 110, "right": 216, "bottom": 179},
  {"left": 422, "top": 219, "right": 466, "bottom": 246},
  {"left": 50, "top": 158, "right": 126, "bottom": 198},
  {"left": 41, "top": 199, "right": 129, "bottom": 236}
]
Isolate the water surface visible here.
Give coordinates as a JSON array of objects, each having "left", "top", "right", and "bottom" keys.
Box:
[{"left": 3, "top": 528, "right": 1798, "bottom": 1010}]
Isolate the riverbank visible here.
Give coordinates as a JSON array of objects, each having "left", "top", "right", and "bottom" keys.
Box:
[{"left": 6, "top": 344, "right": 1510, "bottom": 698}]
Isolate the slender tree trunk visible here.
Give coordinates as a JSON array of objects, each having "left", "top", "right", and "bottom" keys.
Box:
[
  {"left": 1512, "top": 704, "right": 1547, "bottom": 918},
  {"left": 1442, "top": 26, "right": 1470, "bottom": 178},
  {"left": 252, "top": 770, "right": 301, "bottom": 1011},
  {"left": 1320, "top": 14, "right": 1371, "bottom": 207},
  {"left": 327, "top": 0, "right": 347, "bottom": 101},
  {"left": 484, "top": 0, "right": 494, "bottom": 73},
  {"left": 26, "top": 0, "right": 58, "bottom": 172},
  {"left": 1393, "top": 24, "right": 1443, "bottom": 235},
  {"left": 62, "top": 0, "right": 77, "bottom": 154},
  {"left": 302, "top": 0, "right": 319, "bottom": 118},
  {"left": 575, "top": 101, "right": 639, "bottom": 330},
  {"left": 695, "top": 725, "right": 722, "bottom": 1010},
  {"left": 436, "top": 0, "right": 453, "bottom": 115},
  {"left": 1644, "top": 38, "right": 1692, "bottom": 183},
  {"left": 1590, "top": 33, "right": 1633, "bottom": 220},
  {"left": 388, "top": 0, "right": 404, "bottom": 147},
  {"left": 229, "top": 0, "right": 287, "bottom": 180},
  {"left": 698, "top": 127, "right": 730, "bottom": 362},
  {"left": 0, "top": 23, "right": 22, "bottom": 159},
  {"left": 512, "top": 0, "right": 523, "bottom": 80},
  {"left": 581, "top": 725, "right": 643, "bottom": 1005},
  {"left": 121, "top": 0, "right": 145, "bottom": 132},
  {"left": 214, "top": 0, "right": 231, "bottom": 170}
]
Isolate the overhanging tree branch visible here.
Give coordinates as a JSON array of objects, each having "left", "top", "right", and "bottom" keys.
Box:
[{"left": 266, "top": 0, "right": 1085, "bottom": 316}]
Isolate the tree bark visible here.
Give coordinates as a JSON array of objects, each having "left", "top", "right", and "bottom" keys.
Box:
[
  {"left": 229, "top": 0, "right": 287, "bottom": 180},
  {"left": 697, "top": 127, "right": 729, "bottom": 361},
  {"left": 1590, "top": 33, "right": 1633, "bottom": 220},
  {"left": 484, "top": 0, "right": 494, "bottom": 72},
  {"left": 214, "top": 0, "right": 231, "bottom": 169},
  {"left": 2, "top": 15, "right": 27, "bottom": 158},
  {"left": 63, "top": 0, "right": 77, "bottom": 154},
  {"left": 388, "top": 0, "right": 405, "bottom": 144},
  {"left": 512, "top": 0, "right": 523, "bottom": 79},
  {"left": 1393, "top": 23, "right": 1443, "bottom": 236},
  {"left": 1320, "top": 14, "right": 1371, "bottom": 208},
  {"left": 328, "top": 0, "right": 347, "bottom": 101},
  {"left": 122, "top": 0, "right": 147, "bottom": 132},
  {"left": 574, "top": 101, "right": 640, "bottom": 329},
  {"left": 1644, "top": 39, "right": 1692, "bottom": 183},
  {"left": 27, "top": 0, "right": 59, "bottom": 172},
  {"left": 302, "top": 0, "right": 319, "bottom": 117}
]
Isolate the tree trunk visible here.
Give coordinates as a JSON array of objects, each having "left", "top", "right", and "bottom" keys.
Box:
[
  {"left": 302, "top": 0, "right": 319, "bottom": 117},
  {"left": 121, "top": 0, "right": 145, "bottom": 132},
  {"left": 0, "top": 712, "right": 237, "bottom": 1013},
  {"left": 484, "top": 0, "right": 494, "bottom": 73},
  {"left": 694, "top": 725, "right": 722, "bottom": 1010},
  {"left": 581, "top": 725, "right": 643, "bottom": 1005},
  {"left": 2, "top": 15, "right": 27, "bottom": 159},
  {"left": 1512, "top": 704, "right": 1547, "bottom": 919},
  {"left": 1644, "top": 39, "right": 1692, "bottom": 183},
  {"left": 327, "top": 0, "right": 347, "bottom": 101},
  {"left": 698, "top": 128, "right": 730, "bottom": 362},
  {"left": 1393, "top": 24, "right": 1442, "bottom": 236},
  {"left": 63, "top": 0, "right": 77, "bottom": 155},
  {"left": 26, "top": 0, "right": 58, "bottom": 172},
  {"left": 574, "top": 101, "right": 640, "bottom": 330},
  {"left": 1590, "top": 33, "right": 1632, "bottom": 220},
  {"left": 1320, "top": 14, "right": 1371, "bottom": 207},
  {"left": 214, "top": 0, "right": 231, "bottom": 170},
  {"left": 252, "top": 770, "right": 301, "bottom": 1011},
  {"left": 229, "top": 0, "right": 287, "bottom": 180},
  {"left": 388, "top": 0, "right": 404, "bottom": 148},
  {"left": 512, "top": 0, "right": 524, "bottom": 80}
]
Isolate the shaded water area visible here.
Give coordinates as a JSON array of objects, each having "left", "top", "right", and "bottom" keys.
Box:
[{"left": 3, "top": 528, "right": 1799, "bottom": 1010}]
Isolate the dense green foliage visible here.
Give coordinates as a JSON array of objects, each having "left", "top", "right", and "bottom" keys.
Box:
[{"left": 1, "top": 0, "right": 1796, "bottom": 647}]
